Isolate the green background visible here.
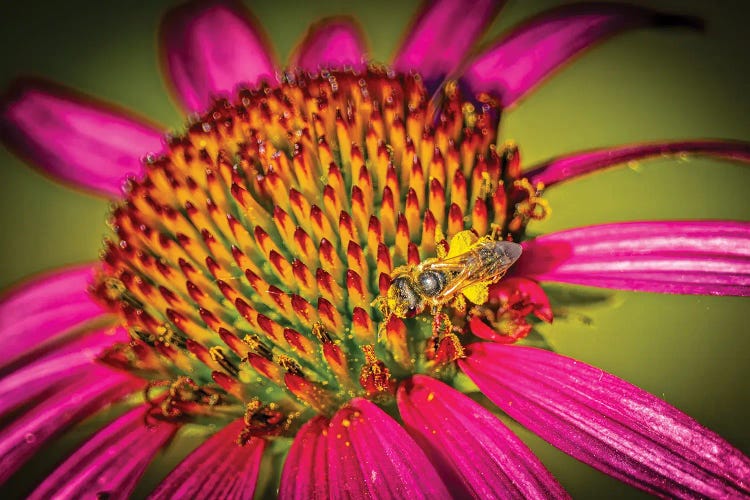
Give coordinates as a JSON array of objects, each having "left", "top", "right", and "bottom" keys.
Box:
[{"left": 1, "top": 0, "right": 748, "bottom": 498}]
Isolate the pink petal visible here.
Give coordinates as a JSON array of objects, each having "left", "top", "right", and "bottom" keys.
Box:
[
  {"left": 469, "top": 315, "right": 517, "bottom": 343},
  {"left": 0, "top": 367, "right": 139, "bottom": 484},
  {"left": 460, "top": 343, "right": 750, "bottom": 498},
  {"left": 461, "top": 3, "right": 702, "bottom": 107},
  {"left": 160, "top": 1, "right": 277, "bottom": 113},
  {"left": 290, "top": 18, "right": 367, "bottom": 72},
  {"left": 490, "top": 277, "right": 554, "bottom": 322},
  {"left": 393, "top": 0, "right": 505, "bottom": 89},
  {"left": 514, "top": 220, "right": 750, "bottom": 296},
  {"left": 0, "top": 328, "right": 125, "bottom": 416},
  {"left": 327, "top": 398, "right": 450, "bottom": 499},
  {"left": 398, "top": 375, "right": 568, "bottom": 498},
  {"left": 279, "top": 416, "right": 329, "bottom": 499},
  {"left": 526, "top": 140, "right": 750, "bottom": 187},
  {"left": 151, "top": 418, "right": 264, "bottom": 499},
  {"left": 0, "top": 79, "right": 163, "bottom": 197},
  {"left": 28, "top": 405, "right": 176, "bottom": 499},
  {"left": 0, "top": 264, "right": 108, "bottom": 372}
]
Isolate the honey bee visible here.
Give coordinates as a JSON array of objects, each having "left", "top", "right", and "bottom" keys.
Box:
[{"left": 375, "top": 230, "right": 522, "bottom": 335}]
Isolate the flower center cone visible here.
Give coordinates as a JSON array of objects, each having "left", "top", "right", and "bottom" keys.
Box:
[{"left": 92, "top": 67, "right": 549, "bottom": 439}]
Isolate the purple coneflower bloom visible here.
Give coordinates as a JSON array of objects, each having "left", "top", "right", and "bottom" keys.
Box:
[{"left": 1, "top": 0, "right": 749, "bottom": 498}]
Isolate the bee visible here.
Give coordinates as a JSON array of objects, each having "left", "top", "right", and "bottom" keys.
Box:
[{"left": 375, "top": 230, "right": 522, "bottom": 335}]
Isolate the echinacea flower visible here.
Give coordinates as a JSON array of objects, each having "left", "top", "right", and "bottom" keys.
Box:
[{"left": 1, "top": 0, "right": 749, "bottom": 497}]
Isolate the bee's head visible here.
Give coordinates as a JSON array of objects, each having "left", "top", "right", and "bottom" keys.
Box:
[{"left": 386, "top": 275, "right": 424, "bottom": 318}]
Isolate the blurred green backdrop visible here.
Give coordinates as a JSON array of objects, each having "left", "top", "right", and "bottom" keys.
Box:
[{"left": 0, "top": 0, "right": 748, "bottom": 498}]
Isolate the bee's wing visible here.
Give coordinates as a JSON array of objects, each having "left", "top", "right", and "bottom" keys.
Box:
[
  {"left": 421, "top": 251, "right": 476, "bottom": 272},
  {"left": 419, "top": 254, "right": 482, "bottom": 300},
  {"left": 420, "top": 241, "right": 521, "bottom": 303},
  {"left": 431, "top": 241, "right": 521, "bottom": 274}
]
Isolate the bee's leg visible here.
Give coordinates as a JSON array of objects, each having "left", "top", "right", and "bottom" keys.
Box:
[
  {"left": 372, "top": 297, "right": 392, "bottom": 342},
  {"left": 376, "top": 317, "right": 389, "bottom": 342},
  {"left": 371, "top": 296, "right": 387, "bottom": 316},
  {"left": 454, "top": 294, "right": 467, "bottom": 313},
  {"left": 430, "top": 305, "right": 441, "bottom": 337},
  {"left": 430, "top": 305, "right": 453, "bottom": 338}
]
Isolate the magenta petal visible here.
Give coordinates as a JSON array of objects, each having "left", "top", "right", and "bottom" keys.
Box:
[
  {"left": 460, "top": 343, "right": 750, "bottom": 498},
  {"left": 0, "top": 264, "right": 108, "bottom": 371},
  {"left": 514, "top": 220, "right": 750, "bottom": 296},
  {"left": 461, "top": 3, "right": 702, "bottom": 107},
  {"left": 1, "top": 79, "right": 164, "bottom": 197},
  {"left": 290, "top": 18, "right": 367, "bottom": 72},
  {"left": 28, "top": 405, "right": 176, "bottom": 499},
  {"left": 490, "top": 277, "right": 554, "bottom": 322},
  {"left": 527, "top": 140, "right": 750, "bottom": 187},
  {"left": 0, "top": 328, "right": 124, "bottom": 416},
  {"left": 0, "top": 367, "right": 139, "bottom": 484},
  {"left": 398, "top": 375, "right": 568, "bottom": 498},
  {"left": 161, "top": 1, "right": 276, "bottom": 113},
  {"left": 393, "top": 0, "right": 504, "bottom": 89},
  {"left": 150, "top": 418, "right": 264, "bottom": 499},
  {"left": 468, "top": 315, "right": 518, "bottom": 343},
  {"left": 328, "top": 398, "right": 450, "bottom": 499},
  {"left": 279, "top": 416, "right": 329, "bottom": 499}
]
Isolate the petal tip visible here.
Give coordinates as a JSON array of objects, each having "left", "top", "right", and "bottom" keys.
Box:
[
  {"left": 159, "top": 0, "right": 277, "bottom": 112},
  {"left": 290, "top": 16, "right": 369, "bottom": 72}
]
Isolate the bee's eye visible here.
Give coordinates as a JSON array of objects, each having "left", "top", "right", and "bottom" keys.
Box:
[{"left": 418, "top": 271, "right": 443, "bottom": 296}]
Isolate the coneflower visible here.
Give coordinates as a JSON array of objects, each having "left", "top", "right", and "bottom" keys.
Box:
[{"left": 1, "top": 1, "right": 748, "bottom": 498}]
